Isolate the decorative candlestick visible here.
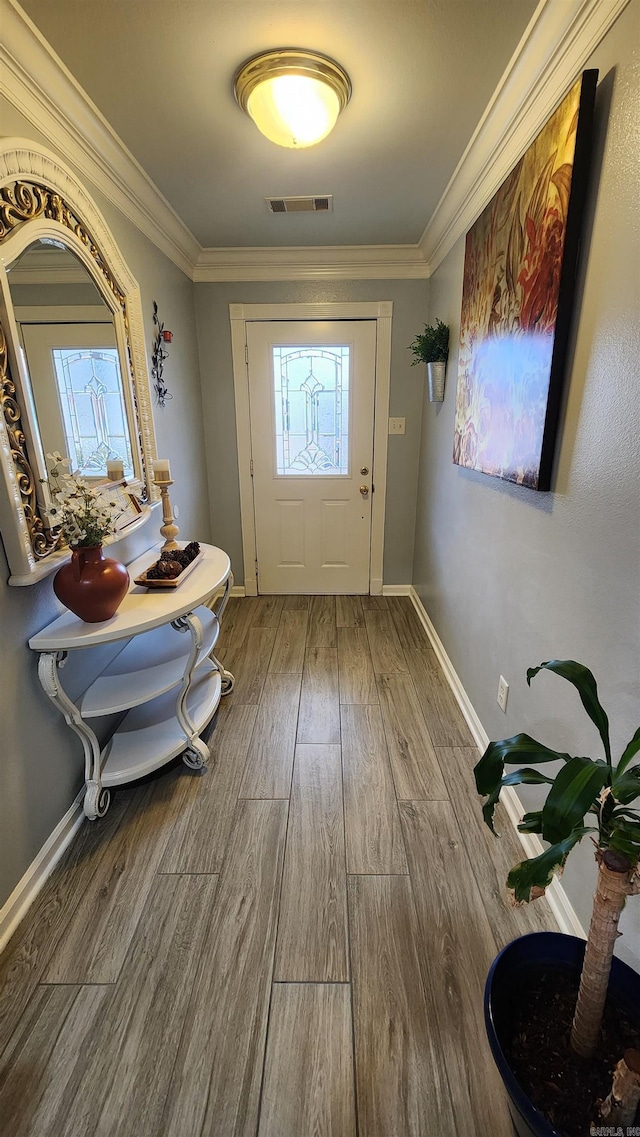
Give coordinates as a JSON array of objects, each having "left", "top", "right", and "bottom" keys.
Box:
[
  {"left": 152, "top": 460, "right": 179, "bottom": 552},
  {"left": 153, "top": 478, "right": 180, "bottom": 551}
]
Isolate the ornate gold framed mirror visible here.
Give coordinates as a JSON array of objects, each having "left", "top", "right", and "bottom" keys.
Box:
[{"left": 0, "top": 138, "right": 158, "bottom": 585}]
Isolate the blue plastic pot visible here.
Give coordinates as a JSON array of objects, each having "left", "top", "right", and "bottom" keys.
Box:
[{"left": 484, "top": 931, "right": 640, "bottom": 1137}]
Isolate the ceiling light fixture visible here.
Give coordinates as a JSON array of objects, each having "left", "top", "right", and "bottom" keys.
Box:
[{"left": 233, "top": 49, "right": 351, "bottom": 149}]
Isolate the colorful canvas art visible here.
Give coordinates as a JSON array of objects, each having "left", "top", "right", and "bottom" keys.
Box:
[{"left": 453, "top": 71, "right": 597, "bottom": 490}]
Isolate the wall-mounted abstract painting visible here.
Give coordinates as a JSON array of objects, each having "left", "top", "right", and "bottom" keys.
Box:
[{"left": 453, "top": 70, "right": 598, "bottom": 490}]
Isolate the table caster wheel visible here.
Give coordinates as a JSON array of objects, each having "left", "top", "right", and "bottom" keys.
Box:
[
  {"left": 84, "top": 784, "right": 110, "bottom": 820},
  {"left": 182, "top": 738, "right": 209, "bottom": 770},
  {"left": 221, "top": 670, "right": 235, "bottom": 695}
]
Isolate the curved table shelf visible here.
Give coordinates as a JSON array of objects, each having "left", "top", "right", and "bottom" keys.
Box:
[
  {"left": 29, "top": 543, "right": 235, "bottom": 819},
  {"left": 79, "top": 605, "right": 218, "bottom": 717},
  {"left": 101, "top": 660, "right": 222, "bottom": 786}
]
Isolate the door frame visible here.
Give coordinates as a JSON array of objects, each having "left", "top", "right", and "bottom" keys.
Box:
[{"left": 230, "top": 301, "right": 393, "bottom": 597}]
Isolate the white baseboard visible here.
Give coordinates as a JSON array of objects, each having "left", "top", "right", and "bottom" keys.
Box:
[
  {"left": 382, "top": 584, "right": 413, "bottom": 596},
  {"left": 408, "top": 587, "right": 586, "bottom": 941},
  {"left": 230, "top": 585, "right": 245, "bottom": 597},
  {"left": 0, "top": 789, "right": 85, "bottom": 956}
]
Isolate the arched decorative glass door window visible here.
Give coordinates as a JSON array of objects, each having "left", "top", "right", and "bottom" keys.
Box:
[
  {"left": 52, "top": 346, "right": 134, "bottom": 477},
  {"left": 273, "top": 344, "right": 350, "bottom": 476}
]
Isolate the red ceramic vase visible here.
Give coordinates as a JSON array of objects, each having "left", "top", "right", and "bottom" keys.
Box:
[{"left": 53, "top": 545, "right": 130, "bottom": 623}]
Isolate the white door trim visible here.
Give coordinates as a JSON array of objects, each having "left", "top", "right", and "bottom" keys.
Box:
[{"left": 230, "top": 301, "right": 392, "bottom": 596}]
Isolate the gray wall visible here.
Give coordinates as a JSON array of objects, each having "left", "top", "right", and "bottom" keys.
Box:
[
  {"left": 194, "top": 279, "right": 429, "bottom": 587},
  {"left": 412, "top": 3, "right": 640, "bottom": 965},
  {"left": 0, "top": 99, "right": 209, "bottom": 908}
]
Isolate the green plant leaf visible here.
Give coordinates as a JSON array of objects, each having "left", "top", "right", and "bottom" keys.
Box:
[
  {"left": 527, "top": 660, "right": 612, "bottom": 765},
  {"left": 616, "top": 727, "right": 640, "bottom": 778},
  {"left": 408, "top": 319, "right": 450, "bottom": 365},
  {"left": 611, "top": 807, "right": 640, "bottom": 821},
  {"left": 474, "top": 734, "right": 571, "bottom": 797},
  {"left": 612, "top": 767, "right": 640, "bottom": 805},
  {"left": 481, "top": 769, "right": 555, "bottom": 834},
  {"left": 607, "top": 816, "right": 640, "bottom": 862},
  {"left": 541, "top": 755, "right": 609, "bottom": 844},
  {"left": 508, "top": 826, "right": 593, "bottom": 902},
  {"left": 613, "top": 819, "right": 640, "bottom": 841},
  {"left": 518, "top": 811, "right": 544, "bottom": 834}
]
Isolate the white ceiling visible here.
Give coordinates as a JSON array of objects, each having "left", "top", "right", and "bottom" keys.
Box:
[{"left": 17, "top": 0, "right": 539, "bottom": 249}]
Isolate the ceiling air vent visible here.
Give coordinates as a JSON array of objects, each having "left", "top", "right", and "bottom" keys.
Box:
[{"left": 266, "top": 195, "right": 333, "bottom": 213}]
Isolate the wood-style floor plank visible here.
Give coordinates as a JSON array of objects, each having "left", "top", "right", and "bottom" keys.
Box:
[
  {"left": 361, "top": 595, "right": 388, "bottom": 609},
  {"left": 337, "top": 626, "right": 378, "bottom": 705},
  {"left": 159, "top": 799, "right": 287, "bottom": 1137},
  {"left": 283, "top": 594, "right": 310, "bottom": 609},
  {"left": 43, "top": 770, "right": 190, "bottom": 985},
  {"left": 221, "top": 626, "right": 276, "bottom": 704},
  {"left": 297, "top": 646, "right": 340, "bottom": 745},
  {"left": 258, "top": 984, "right": 356, "bottom": 1137},
  {"left": 250, "top": 595, "right": 285, "bottom": 627},
  {"left": 240, "top": 674, "right": 302, "bottom": 798},
  {"left": 364, "top": 609, "right": 408, "bottom": 673},
  {"left": 159, "top": 703, "right": 258, "bottom": 873},
  {"left": 336, "top": 594, "right": 364, "bottom": 628},
  {"left": 307, "top": 594, "right": 337, "bottom": 647},
  {"left": 0, "top": 984, "right": 111, "bottom": 1137},
  {"left": 404, "top": 645, "right": 475, "bottom": 746},
  {"left": 399, "top": 800, "right": 513, "bottom": 1137},
  {"left": 269, "top": 609, "right": 308, "bottom": 672},
  {"left": 275, "top": 745, "right": 348, "bottom": 982},
  {"left": 387, "top": 595, "right": 430, "bottom": 651},
  {"left": 216, "top": 596, "right": 260, "bottom": 652},
  {"left": 0, "top": 790, "right": 132, "bottom": 1057},
  {"left": 341, "top": 705, "right": 407, "bottom": 874},
  {"left": 438, "top": 745, "right": 556, "bottom": 947},
  {"left": 348, "top": 874, "right": 456, "bottom": 1137},
  {"left": 376, "top": 672, "right": 448, "bottom": 800},
  {"left": 44, "top": 873, "right": 219, "bottom": 1137}
]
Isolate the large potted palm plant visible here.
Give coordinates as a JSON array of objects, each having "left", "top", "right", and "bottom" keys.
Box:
[{"left": 475, "top": 660, "right": 640, "bottom": 1137}]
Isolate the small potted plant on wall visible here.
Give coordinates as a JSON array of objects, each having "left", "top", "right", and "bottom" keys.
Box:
[
  {"left": 475, "top": 660, "right": 640, "bottom": 1137},
  {"left": 408, "top": 317, "right": 450, "bottom": 402}
]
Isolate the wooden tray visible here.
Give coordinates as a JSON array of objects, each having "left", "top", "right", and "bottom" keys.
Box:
[{"left": 134, "top": 549, "right": 204, "bottom": 589}]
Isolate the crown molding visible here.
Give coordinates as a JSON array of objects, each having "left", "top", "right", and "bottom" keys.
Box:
[
  {"left": 194, "top": 243, "right": 430, "bottom": 282},
  {"left": 0, "top": 0, "right": 200, "bottom": 278},
  {"left": 0, "top": 0, "right": 628, "bottom": 285},
  {"left": 419, "top": 0, "right": 631, "bottom": 274}
]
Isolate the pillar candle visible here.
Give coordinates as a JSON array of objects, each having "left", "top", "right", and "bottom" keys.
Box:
[
  {"left": 152, "top": 458, "right": 172, "bottom": 481},
  {"left": 107, "top": 459, "right": 125, "bottom": 481}
]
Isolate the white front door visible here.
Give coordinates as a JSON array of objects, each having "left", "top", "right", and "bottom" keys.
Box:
[{"left": 246, "top": 320, "right": 377, "bottom": 594}]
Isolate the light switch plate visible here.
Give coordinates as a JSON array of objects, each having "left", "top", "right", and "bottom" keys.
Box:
[{"left": 389, "top": 417, "right": 406, "bottom": 435}]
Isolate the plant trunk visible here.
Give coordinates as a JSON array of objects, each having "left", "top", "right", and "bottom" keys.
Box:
[
  {"left": 571, "top": 849, "right": 639, "bottom": 1059},
  {"left": 600, "top": 1049, "right": 640, "bottom": 1125}
]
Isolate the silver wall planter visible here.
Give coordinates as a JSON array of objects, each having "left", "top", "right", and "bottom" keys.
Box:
[{"left": 427, "top": 360, "right": 446, "bottom": 402}]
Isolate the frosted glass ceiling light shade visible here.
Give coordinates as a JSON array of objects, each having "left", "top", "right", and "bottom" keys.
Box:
[{"left": 234, "top": 50, "right": 351, "bottom": 149}]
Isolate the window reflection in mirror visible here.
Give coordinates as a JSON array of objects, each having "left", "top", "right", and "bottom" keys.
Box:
[{"left": 6, "top": 239, "right": 134, "bottom": 479}]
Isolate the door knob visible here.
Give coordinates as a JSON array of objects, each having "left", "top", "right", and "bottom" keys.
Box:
[
  {"left": 359, "top": 484, "right": 369, "bottom": 497},
  {"left": 360, "top": 466, "right": 369, "bottom": 475}
]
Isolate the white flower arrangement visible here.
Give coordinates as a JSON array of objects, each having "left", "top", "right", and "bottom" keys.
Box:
[{"left": 46, "top": 453, "right": 118, "bottom": 548}]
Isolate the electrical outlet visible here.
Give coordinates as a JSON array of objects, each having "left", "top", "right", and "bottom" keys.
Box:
[
  {"left": 497, "top": 675, "right": 509, "bottom": 713},
  {"left": 389, "top": 417, "right": 406, "bottom": 435}
]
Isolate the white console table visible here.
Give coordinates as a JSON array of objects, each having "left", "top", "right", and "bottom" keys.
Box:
[{"left": 29, "top": 543, "right": 234, "bottom": 820}]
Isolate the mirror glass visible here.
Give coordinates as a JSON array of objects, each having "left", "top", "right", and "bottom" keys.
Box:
[{"left": 6, "top": 239, "right": 135, "bottom": 479}]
